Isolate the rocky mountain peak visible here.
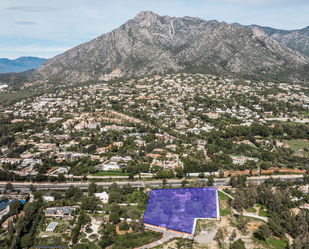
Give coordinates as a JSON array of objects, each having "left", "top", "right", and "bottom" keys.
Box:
[
  {"left": 132, "top": 10, "right": 161, "bottom": 27},
  {"left": 251, "top": 27, "right": 268, "bottom": 39},
  {"left": 35, "top": 11, "right": 309, "bottom": 83}
]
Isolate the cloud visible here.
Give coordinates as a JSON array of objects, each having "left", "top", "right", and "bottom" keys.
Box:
[
  {"left": 14, "top": 21, "right": 37, "bottom": 25},
  {"left": 7, "top": 6, "right": 57, "bottom": 12},
  {"left": 0, "top": 45, "right": 71, "bottom": 53}
]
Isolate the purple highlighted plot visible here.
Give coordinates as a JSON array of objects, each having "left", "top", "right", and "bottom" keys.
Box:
[{"left": 143, "top": 187, "right": 218, "bottom": 234}]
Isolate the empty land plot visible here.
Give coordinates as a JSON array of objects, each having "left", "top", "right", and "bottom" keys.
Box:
[{"left": 143, "top": 187, "right": 218, "bottom": 234}]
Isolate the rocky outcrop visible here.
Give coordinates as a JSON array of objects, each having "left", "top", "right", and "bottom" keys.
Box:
[
  {"left": 36, "top": 11, "right": 308, "bottom": 82},
  {"left": 232, "top": 23, "right": 309, "bottom": 57}
]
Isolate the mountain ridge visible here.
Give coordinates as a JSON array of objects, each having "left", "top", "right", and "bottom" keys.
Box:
[
  {"left": 231, "top": 23, "right": 309, "bottom": 57},
  {"left": 0, "top": 56, "right": 47, "bottom": 74},
  {"left": 35, "top": 11, "right": 308, "bottom": 83}
]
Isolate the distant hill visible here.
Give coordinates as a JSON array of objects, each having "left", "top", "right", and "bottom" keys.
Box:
[
  {"left": 35, "top": 11, "right": 308, "bottom": 83},
  {"left": 231, "top": 23, "right": 309, "bottom": 57},
  {"left": 0, "top": 57, "right": 47, "bottom": 74}
]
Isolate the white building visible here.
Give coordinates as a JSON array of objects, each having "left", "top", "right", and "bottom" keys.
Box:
[
  {"left": 95, "top": 192, "right": 109, "bottom": 203},
  {"left": 95, "top": 163, "right": 120, "bottom": 171},
  {"left": 43, "top": 196, "right": 55, "bottom": 202}
]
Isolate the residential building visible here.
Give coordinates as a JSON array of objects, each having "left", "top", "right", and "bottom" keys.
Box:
[
  {"left": 0, "top": 200, "right": 10, "bottom": 219},
  {"left": 44, "top": 206, "right": 77, "bottom": 220},
  {"left": 95, "top": 192, "right": 109, "bottom": 203}
]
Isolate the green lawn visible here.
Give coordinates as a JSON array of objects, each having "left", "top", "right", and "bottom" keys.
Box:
[
  {"left": 218, "top": 191, "right": 230, "bottom": 200},
  {"left": 219, "top": 191, "right": 231, "bottom": 216},
  {"left": 299, "top": 111, "right": 309, "bottom": 116},
  {"left": 259, "top": 208, "right": 269, "bottom": 217},
  {"left": 253, "top": 233, "right": 287, "bottom": 249},
  {"left": 248, "top": 207, "right": 257, "bottom": 213},
  {"left": 93, "top": 171, "right": 129, "bottom": 176},
  {"left": 285, "top": 139, "right": 309, "bottom": 157},
  {"left": 220, "top": 207, "right": 230, "bottom": 216},
  {"left": 256, "top": 204, "right": 270, "bottom": 217}
]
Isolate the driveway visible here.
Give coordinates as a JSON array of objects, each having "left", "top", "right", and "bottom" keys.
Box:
[
  {"left": 219, "top": 190, "right": 269, "bottom": 222},
  {"left": 79, "top": 218, "right": 101, "bottom": 243}
]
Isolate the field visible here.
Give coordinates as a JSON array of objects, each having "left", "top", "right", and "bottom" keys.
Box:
[
  {"left": 253, "top": 232, "right": 288, "bottom": 249},
  {"left": 285, "top": 139, "right": 309, "bottom": 157},
  {"left": 93, "top": 171, "right": 129, "bottom": 176},
  {"left": 218, "top": 191, "right": 231, "bottom": 216}
]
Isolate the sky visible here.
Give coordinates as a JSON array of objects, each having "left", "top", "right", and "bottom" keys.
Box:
[{"left": 1, "top": 0, "right": 309, "bottom": 59}]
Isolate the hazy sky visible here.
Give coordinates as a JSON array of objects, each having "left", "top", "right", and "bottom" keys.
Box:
[{"left": 1, "top": 0, "right": 309, "bottom": 59}]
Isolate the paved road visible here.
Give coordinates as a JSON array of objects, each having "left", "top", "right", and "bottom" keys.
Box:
[
  {"left": 137, "top": 225, "right": 193, "bottom": 249},
  {"left": 219, "top": 190, "right": 269, "bottom": 222},
  {"left": 240, "top": 212, "right": 268, "bottom": 222},
  {"left": 265, "top": 117, "right": 309, "bottom": 123},
  {"left": 0, "top": 174, "right": 303, "bottom": 191}
]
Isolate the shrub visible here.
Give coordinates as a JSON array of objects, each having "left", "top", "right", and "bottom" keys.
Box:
[{"left": 85, "top": 226, "right": 93, "bottom": 233}]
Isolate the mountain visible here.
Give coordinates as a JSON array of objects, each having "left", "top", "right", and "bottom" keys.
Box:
[
  {"left": 232, "top": 23, "right": 309, "bottom": 57},
  {"left": 36, "top": 11, "right": 308, "bottom": 83},
  {"left": 0, "top": 57, "right": 47, "bottom": 74}
]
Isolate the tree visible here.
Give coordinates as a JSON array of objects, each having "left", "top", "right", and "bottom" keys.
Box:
[
  {"left": 229, "top": 176, "right": 237, "bottom": 187},
  {"left": 109, "top": 212, "right": 120, "bottom": 224},
  {"left": 233, "top": 190, "right": 245, "bottom": 214},
  {"left": 99, "top": 235, "right": 114, "bottom": 248},
  {"left": 33, "top": 190, "right": 42, "bottom": 200},
  {"left": 105, "top": 223, "right": 116, "bottom": 235},
  {"left": 97, "top": 185, "right": 104, "bottom": 193},
  {"left": 291, "top": 238, "right": 303, "bottom": 249},
  {"left": 238, "top": 218, "right": 248, "bottom": 232},
  {"left": 1, "top": 195, "right": 8, "bottom": 202},
  {"left": 5, "top": 182, "right": 13, "bottom": 191},
  {"left": 181, "top": 180, "right": 188, "bottom": 187},
  {"left": 108, "top": 191, "right": 122, "bottom": 204},
  {"left": 219, "top": 170, "right": 224, "bottom": 178},
  {"left": 128, "top": 173, "right": 134, "bottom": 181},
  {"left": 260, "top": 162, "right": 270, "bottom": 170},
  {"left": 176, "top": 238, "right": 186, "bottom": 249},
  {"left": 230, "top": 229, "right": 237, "bottom": 241},
  {"left": 111, "top": 202, "right": 121, "bottom": 213},
  {"left": 216, "top": 227, "right": 227, "bottom": 245},
  {"left": 8, "top": 219, "right": 15, "bottom": 235},
  {"left": 122, "top": 183, "right": 133, "bottom": 194},
  {"left": 176, "top": 168, "right": 184, "bottom": 178},
  {"left": 57, "top": 173, "right": 66, "bottom": 182},
  {"left": 198, "top": 173, "right": 205, "bottom": 178},
  {"left": 29, "top": 184, "right": 36, "bottom": 193},
  {"left": 21, "top": 234, "right": 33, "bottom": 249},
  {"left": 229, "top": 239, "right": 246, "bottom": 249},
  {"left": 9, "top": 200, "right": 23, "bottom": 216},
  {"left": 258, "top": 224, "right": 271, "bottom": 245},
  {"left": 130, "top": 220, "right": 144, "bottom": 232},
  {"left": 111, "top": 145, "right": 118, "bottom": 152},
  {"left": 119, "top": 221, "right": 130, "bottom": 231},
  {"left": 88, "top": 182, "right": 97, "bottom": 196},
  {"left": 162, "top": 178, "right": 167, "bottom": 187},
  {"left": 81, "top": 196, "right": 97, "bottom": 211},
  {"left": 207, "top": 175, "right": 214, "bottom": 186}
]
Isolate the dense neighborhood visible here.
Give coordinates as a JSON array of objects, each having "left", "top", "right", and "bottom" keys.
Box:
[{"left": 1, "top": 73, "right": 309, "bottom": 248}]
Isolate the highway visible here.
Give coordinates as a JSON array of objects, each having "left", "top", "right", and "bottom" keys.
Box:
[{"left": 0, "top": 174, "right": 303, "bottom": 191}]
